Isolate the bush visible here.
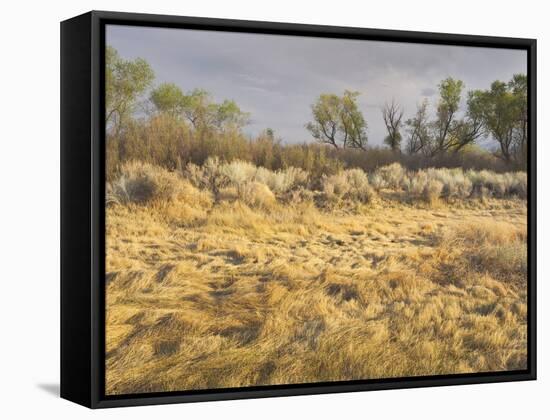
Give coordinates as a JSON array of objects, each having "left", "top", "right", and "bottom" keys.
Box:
[
  {"left": 423, "top": 168, "right": 472, "bottom": 199},
  {"left": 239, "top": 181, "right": 276, "bottom": 209},
  {"left": 344, "top": 169, "right": 374, "bottom": 203},
  {"left": 423, "top": 179, "right": 444, "bottom": 204},
  {"left": 254, "top": 166, "right": 308, "bottom": 194},
  {"left": 403, "top": 170, "right": 428, "bottom": 197},
  {"left": 107, "top": 161, "right": 182, "bottom": 205},
  {"left": 322, "top": 169, "right": 374, "bottom": 204},
  {"left": 184, "top": 157, "right": 229, "bottom": 198},
  {"left": 219, "top": 160, "right": 257, "bottom": 185},
  {"left": 184, "top": 157, "right": 308, "bottom": 197},
  {"left": 372, "top": 163, "right": 406, "bottom": 190},
  {"left": 322, "top": 172, "right": 349, "bottom": 202},
  {"left": 506, "top": 172, "right": 528, "bottom": 199},
  {"left": 465, "top": 169, "right": 527, "bottom": 199},
  {"left": 368, "top": 172, "right": 386, "bottom": 191}
]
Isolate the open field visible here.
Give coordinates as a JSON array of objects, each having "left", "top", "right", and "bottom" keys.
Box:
[{"left": 105, "top": 164, "right": 527, "bottom": 394}]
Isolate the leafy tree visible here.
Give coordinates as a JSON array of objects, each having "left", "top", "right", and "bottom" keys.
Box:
[
  {"left": 471, "top": 75, "right": 527, "bottom": 163},
  {"left": 405, "top": 78, "right": 485, "bottom": 156},
  {"left": 432, "top": 77, "right": 464, "bottom": 154},
  {"left": 405, "top": 100, "right": 431, "bottom": 155},
  {"left": 382, "top": 100, "right": 404, "bottom": 152},
  {"left": 450, "top": 90, "right": 486, "bottom": 152},
  {"left": 179, "top": 88, "right": 213, "bottom": 129},
  {"left": 106, "top": 46, "right": 154, "bottom": 136},
  {"left": 306, "top": 91, "right": 368, "bottom": 150},
  {"left": 212, "top": 99, "right": 250, "bottom": 131},
  {"left": 306, "top": 93, "right": 341, "bottom": 148},
  {"left": 340, "top": 91, "right": 369, "bottom": 150},
  {"left": 150, "top": 85, "right": 249, "bottom": 132},
  {"left": 149, "top": 83, "right": 186, "bottom": 116},
  {"left": 509, "top": 74, "right": 528, "bottom": 162},
  {"left": 181, "top": 89, "right": 249, "bottom": 131}
]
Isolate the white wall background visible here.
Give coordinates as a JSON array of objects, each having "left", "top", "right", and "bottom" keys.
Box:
[{"left": 0, "top": 0, "right": 547, "bottom": 418}]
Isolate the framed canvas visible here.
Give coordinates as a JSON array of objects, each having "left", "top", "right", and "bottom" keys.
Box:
[{"left": 60, "top": 10, "right": 537, "bottom": 408}]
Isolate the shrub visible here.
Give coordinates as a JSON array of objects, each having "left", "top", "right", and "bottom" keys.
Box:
[
  {"left": 239, "top": 181, "right": 276, "bottom": 209},
  {"left": 181, "top": 158, "right": 525, "bottom": 206},
  {"left": 184, "top": 157, "right": 232, "bottom": 199},
  {"left": 322, "top": 169, "right": 374, "bottom": 204},
  {"left": 424, "top": 168, "right": 472, "bottom": 199},
  {"left": 344, "top": 169, "right": 375, "bottom": 203},
  {"left": 219, "top": 160, "right": 257, "bottom": 185},
  {"left": 322, "top": 172, "right": 349, "bottom": 202},
  {"left": 403, "top": 170, "right": 428, "bottom": 197},
  {"left": 465, "top": 169, "right": 527, "bottom": 199},
  {"left": 283, "top": 187, "right": 315, "bottom": 205},
  {"left": 507, "top": 172, "right": 528, "bottom": 199},
  {"left": 368, "top": 172, "right": 386, "bottom": 191},
  {"left": 107, "top": 161, "right": 182, "bottom": 205},
  {"left": 423, "top": 179, "right": 444, "bottom": 204},
  {"left": 254, "top": 166, "right": 307, "bottom": 194},
  {"left": 374, "top": 163, "right": 406, "bottom": 190}
]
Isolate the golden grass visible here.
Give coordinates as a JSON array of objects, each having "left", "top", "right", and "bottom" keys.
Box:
[{"left": 105, "top": 181, "right": 527, "bottom": 395}]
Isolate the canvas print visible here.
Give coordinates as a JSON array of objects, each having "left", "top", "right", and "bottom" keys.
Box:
[{"left": 104, "top": 24, "right": 528, "bottom": 395}]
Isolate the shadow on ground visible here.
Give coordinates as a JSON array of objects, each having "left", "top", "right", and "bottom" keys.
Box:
[{"left": 37, "top": 383, "right": 59, "bottom": 397}]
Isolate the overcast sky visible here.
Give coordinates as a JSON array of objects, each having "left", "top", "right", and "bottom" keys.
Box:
[{"left": 107, "top": 24, "right": 527, "bottom": 148}]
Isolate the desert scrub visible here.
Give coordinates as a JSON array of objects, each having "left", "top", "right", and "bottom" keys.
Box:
[
  {"left": 219, "top": 181, "right": 277, "bottom": 209},
  {"left": 254, "top": 166, "right": 309, "bottom": 194},
  {"left": 185, "top": 158, "right": 308, "bottom": 197},
  {"left": 423, "top": 168, "right": 473, "bottom": 199},
  {"left": 107, "top": 161, "right": 183, "bottom": 205},
  {"left": 466, "top": 169, "right": 527, "bottom": 199},
  {"left": 239, "top": 181, "right": 277, "bottom": 209},
  {"left": 184, "top": 157, "right": 231, "bottom": 196},
  {"left": 322, "top": 168, "right": 375, "bottom": 204},
  {"left": 371, "top": 162, "right": 406, "bottom": 190},
  {"left": 403, "top": 170, "right": 428, "bottom": 198},
  {"left": 422, "top": 179, "right": 444, "bottom": 204},
  {"left": 219, "top": 160, "right": 258, "bottom": 185}
]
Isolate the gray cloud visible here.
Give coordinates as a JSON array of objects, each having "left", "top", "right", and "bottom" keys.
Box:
[
  {"left": 107, "top": 24, "right": 527, "bottom": 147},
  {"left": 421, "top": 87, "right": 437, "bottom": 97}
]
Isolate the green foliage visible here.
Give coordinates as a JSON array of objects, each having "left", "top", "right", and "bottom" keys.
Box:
[
  {"left": 405, "top": 100, "right": 431, "bottom": 155},
  {"left": 174, "top": 89, "right": 250, "bottom": 132},
  {"left": 433, "top": 77, "right": 465, "bottom": 153},
  {"left": 470, "top": 75, "right": 528, "bottom": 164},
  {"left": 150, "top": 83, "right": 186, "bottom": 116},
  {"left": 105, "top": 46, "right": 154, "bottom": 135},
  {"left": 306, "top": 90, "right": 368, "bottom": 150},
  {"left": 406, "top": 77, "right": 488, "bottom": 156},
  {"left": 104, "top": 45, "right": 527, "bottom": 180},
  {"left": 213, "top": 99, "right": 250, "bottom": 131}
]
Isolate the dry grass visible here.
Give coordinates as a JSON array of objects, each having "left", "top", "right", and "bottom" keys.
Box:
[{"left": 105, "top": 163, "right": 527, "bottom": 395}]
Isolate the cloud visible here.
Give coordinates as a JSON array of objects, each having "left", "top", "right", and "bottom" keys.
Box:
[
  {"left": 421, "top": 87, "right": 437, "bottom": 97},
  {"left": 107, "top": 25, "right": 527, "bottom": 147}
]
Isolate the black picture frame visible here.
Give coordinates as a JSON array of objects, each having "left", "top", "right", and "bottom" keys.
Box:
[{"left": 60, "top": 10, "right": 537, "bottom": 409}]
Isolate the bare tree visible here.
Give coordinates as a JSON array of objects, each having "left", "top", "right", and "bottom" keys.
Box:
[{"left": 382, "top": 99, "right": 404, "bottom": 152}]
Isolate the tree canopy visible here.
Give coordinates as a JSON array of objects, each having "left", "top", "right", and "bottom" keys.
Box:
[
  {"left": 468, "top": 75, "right": 527, "bottom": 163},
  {"left": 306, "top": 90, "right": 368, "bottom": 150},
  {"left": 106, "top": 46, "right": 155, "bottom": 136},
  {"left": 150, "top": 84, "right": 249, "bottom": 132}
]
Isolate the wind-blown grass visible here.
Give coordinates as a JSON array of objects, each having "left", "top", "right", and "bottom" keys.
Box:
[{"left": 105, "top": 160, "right": 528, "bottom": 394}]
